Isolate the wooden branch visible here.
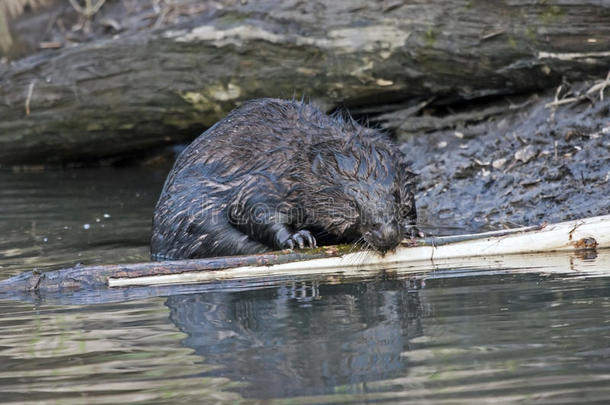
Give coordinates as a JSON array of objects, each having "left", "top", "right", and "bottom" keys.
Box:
[
  {"left": 0, "top": 215, "right": 608, "bottom": 295},
  {"left": 2, "top": 0, "right": 610, "bottom": 164},
  {"left": 110, "top": 215, "right": 608, "bottom": 288},
  {"left": 0, "top": 249, "right": 346, "bottom": 293},
  {"left": 545, "top": 70, "right": 610, "bottom": 107}
]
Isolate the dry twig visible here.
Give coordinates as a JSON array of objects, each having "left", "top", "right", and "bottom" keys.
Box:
[
  {"left": 25, "top": 81, "right": 35, "bottom": 116},
  {"left": 68, "top": 0, "right": 106, "bottom": 17},
  {"left": 545, "top": 71, "right": 610, "bottom": 108}
]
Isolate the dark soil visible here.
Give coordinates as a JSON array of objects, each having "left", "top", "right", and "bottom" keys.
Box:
[{"left": 400, "top": 84, "right": 610, "bottom": 233}]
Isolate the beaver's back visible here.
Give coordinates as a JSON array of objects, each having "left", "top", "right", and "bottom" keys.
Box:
[{"left": 168, "top": 99, "right": 341, "bottom": 185}]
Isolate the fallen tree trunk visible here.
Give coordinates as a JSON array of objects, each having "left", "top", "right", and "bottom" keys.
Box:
[
  {"left": 1, "top": 0, "right": 610, "bottom": 165},
  {"left": 0, "top": 215, "right": 607, "bottom": 295}
]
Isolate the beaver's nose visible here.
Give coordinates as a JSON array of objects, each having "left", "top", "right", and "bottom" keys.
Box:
[{"left": 370, "top": 221, "right": 402, "bottom": 253}]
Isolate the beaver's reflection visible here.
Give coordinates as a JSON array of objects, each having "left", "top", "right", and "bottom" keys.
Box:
[{"left": 165, "top": 278, "right": 425, "bottom": 398}]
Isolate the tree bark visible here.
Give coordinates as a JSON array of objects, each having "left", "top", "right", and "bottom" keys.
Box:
[{"left": 1, "top": 0, "right": 610, "bottom": 165}]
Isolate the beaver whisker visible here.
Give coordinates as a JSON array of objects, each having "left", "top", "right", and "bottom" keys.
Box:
[
  {"left": 348, "top": 236, "right": 366, "bottom": 254},
  {"left": 362, "top": 239, "right": 376, "bottom": 253},
  {"left": 349, "top": 238, "right": 375, "bottom": 265}
]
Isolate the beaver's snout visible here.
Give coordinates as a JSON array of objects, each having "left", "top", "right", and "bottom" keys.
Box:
[{"left": 368, "top": 221, "right": 402, "bottom": 253}]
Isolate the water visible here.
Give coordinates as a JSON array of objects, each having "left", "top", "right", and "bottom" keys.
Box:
[
  {"left": 0, "top": 168, "right": 166, "bottom": 276},
  {"left": 1, "top": 168, "right": 610, "bottom": 404}
]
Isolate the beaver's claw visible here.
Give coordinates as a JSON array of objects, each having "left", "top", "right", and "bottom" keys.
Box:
[{"left": 280, "top": 230, "right": 317, "bottom": 250}]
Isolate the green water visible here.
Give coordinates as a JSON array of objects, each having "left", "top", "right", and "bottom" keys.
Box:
[{"left": 1, "top": 168, "right": 609, "bottom": 404}]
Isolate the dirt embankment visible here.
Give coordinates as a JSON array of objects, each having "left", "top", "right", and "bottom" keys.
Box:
[{"left": 399, "top": 83, "right": 610, "bottom": 232}]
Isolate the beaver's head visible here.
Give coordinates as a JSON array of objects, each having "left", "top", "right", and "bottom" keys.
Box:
[{"left": 305, "top": 130, "right": 417, "bottom": 254}]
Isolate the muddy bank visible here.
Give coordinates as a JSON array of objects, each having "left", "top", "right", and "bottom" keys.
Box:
[{"left": 401, "top": 83, "right": 610, "bottom": 232}]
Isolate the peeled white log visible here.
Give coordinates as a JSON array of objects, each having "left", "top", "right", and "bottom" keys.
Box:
[{"left": 108, "top": 215, "right": 610, "bottom": 287}]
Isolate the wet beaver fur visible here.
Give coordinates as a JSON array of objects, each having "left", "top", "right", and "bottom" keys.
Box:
[{"left": 151, "top": 98, "right": 418, "bottom": 259}]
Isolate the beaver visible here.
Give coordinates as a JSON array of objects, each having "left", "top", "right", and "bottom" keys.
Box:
[{"left": 151, "top": 98, "right": 418, "bottom": 259}]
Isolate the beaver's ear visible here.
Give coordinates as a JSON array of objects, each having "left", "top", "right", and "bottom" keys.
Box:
[
  {"left": 398, "top": 166, "right": 418, "bottom": 225},
  {"left": 400, "top": 170, "right": 417, "bottom": 200},
  {"left": 403, "top": 169, "right": 417, "bottom": 185},
  {"left": 398, "top": 161, "right": 417, "bottom": 183}
]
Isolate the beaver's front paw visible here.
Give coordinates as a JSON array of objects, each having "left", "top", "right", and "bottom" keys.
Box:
[{"left": 279, "top": 230, "right": 317, "bottom": 250}]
